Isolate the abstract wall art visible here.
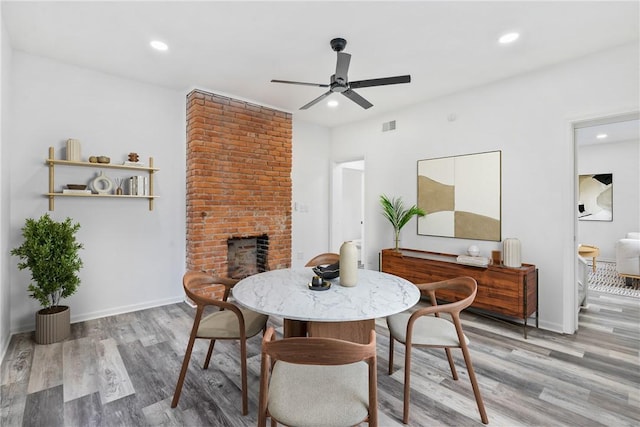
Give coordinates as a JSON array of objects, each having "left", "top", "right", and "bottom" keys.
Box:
[
  {"left": 578, "top": 173, "right": 613, "bottom": 221},
  {"left": 417, "top": 151, "right": 501, "bottom": 241}
]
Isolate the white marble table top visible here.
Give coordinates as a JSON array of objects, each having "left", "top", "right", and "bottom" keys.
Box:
[{"left": 232, "top": 268, "right": 420, "bottom": 322}]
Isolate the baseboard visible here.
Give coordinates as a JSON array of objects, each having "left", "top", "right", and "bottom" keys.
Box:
[{"left": 9, "top": 295, "right": 185, "bottom": 336}]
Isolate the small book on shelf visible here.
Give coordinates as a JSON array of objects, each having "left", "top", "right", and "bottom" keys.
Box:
[
  {"left": 62, "top": 189, "right": 92, "bottom": 195},
  {"left": 123, "top": 161, "right": 145, "bottom": 167}
]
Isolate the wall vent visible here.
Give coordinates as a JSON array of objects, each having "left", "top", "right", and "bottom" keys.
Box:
[{"left": 382, "top": 120, "right": 396, "bottom": 132}]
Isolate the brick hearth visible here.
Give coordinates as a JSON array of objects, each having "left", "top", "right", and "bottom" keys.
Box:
[{"left": 186, "top": 90, "right": 292, "bottom": 290}]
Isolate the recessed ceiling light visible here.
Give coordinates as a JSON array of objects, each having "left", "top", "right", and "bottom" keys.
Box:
[
  {"left": 498, "top": 32, "right": 520, "bottom": 44},
  {"left": 596, "top": 133, "right": 608, "bottom": 139},
  {"left": 327, "top": 100, "right": 339, "bottom": 108},
  {"left": 150, "top": 40, "right": 169, "bottom": 51}
]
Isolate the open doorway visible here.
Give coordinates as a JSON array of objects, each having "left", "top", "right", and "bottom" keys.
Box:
[
  {"left": 573, "top": 113, "right": 640, "bottom": 327},
  {"left": 331, "top": 160, "right": 365, "bottom": 268}
]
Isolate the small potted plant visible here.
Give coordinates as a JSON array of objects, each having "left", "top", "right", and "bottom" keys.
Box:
[
  {"left": 380, "top": 194, "right": 425, "bottom": 252},
  {"left": 11, "top": 214, "right": 83, "bottom": 344}
]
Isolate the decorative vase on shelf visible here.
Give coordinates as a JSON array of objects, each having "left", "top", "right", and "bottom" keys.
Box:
[
  {"left": 339, "top": 241, "right": 358, "bottom": 287},
  {"left": 66, "top": 138, "right": 81, "bottom": 162},
  {"left": 91, "top": 171, "right": 114, "bottom": 194},
  {"left": 503, "top": 238, "right": 522, "bottom": 268}
]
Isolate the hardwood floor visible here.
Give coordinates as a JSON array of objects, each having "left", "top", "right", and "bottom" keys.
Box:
[{"left": 1, "top": 290, "right": 638, "bottom": 426}]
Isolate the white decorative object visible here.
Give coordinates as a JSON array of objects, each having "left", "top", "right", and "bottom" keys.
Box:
[
  {"left": 503, "top": 238, "right": 522, "bottom": 268},
  {"left": 468, "top": 245, "right": 480, "bottom": 257},
  {"left": 339, "top": 241, "right": 358, "bottom": 287},
  {"left": 91, "top": 171, "right": 114, "bottom": 194},
  {"left": 66, "top": 139, "right": 81, "bottom": 161}
]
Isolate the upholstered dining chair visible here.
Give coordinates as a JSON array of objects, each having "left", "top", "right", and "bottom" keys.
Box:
[
  {"left": 304, "top": 252, "right": 340, "bottom": 267},
  {"left": 386, "top": 276, "right": 488, "bottom": 425},
  {"left": 258, "top": 327, "right": 378, "bottom": 427},
  {"left": 171, "top": 271, "right": 268, "bottom": 415}
]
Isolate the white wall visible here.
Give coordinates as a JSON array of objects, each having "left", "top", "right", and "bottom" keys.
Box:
[
  {"left": 578, "top": 138, "right": 640, "bottom": 260},
  {"left": 0, "top": 12, "right": 13, "bottom": 358},
  {"left": 7, "top": 52, "right": 187, "bottom": 333},
  {"left": 291, "top": 119, "right": 331, "bottom": 268},
  {"left": 330, "top": 42, "right": 639, "bottom": 333}
]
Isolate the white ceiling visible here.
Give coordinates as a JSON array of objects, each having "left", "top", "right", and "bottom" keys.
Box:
[
  {"left": 2, "top": 1, "right": 639, "bottom": 128},
  {"left": 576, "top": 118, "right": 640, "bottom": 146}
]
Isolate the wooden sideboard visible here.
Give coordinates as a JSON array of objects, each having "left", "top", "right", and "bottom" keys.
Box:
[{"left": 380, "top": 248, "right": 538, "bottom": 338}]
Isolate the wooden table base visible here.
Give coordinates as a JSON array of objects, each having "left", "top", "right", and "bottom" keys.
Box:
[{"left": 283, "top": 318, "right": 375, "bottom": 344}]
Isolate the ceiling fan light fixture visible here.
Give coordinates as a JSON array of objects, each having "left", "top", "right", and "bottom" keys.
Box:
[
  {"left": 327, "top": 100, "right": 339, "bottom": 108},
  {"left": 498, "top": 32, "right": 520, "bottom": 44},
  {"left": 271, "top": 37, "right": 411, "bottom": 110}
]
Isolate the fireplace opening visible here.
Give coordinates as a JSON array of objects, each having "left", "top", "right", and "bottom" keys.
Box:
[{"left": 227, "top": 234, "right": 269, "bottom": 279}]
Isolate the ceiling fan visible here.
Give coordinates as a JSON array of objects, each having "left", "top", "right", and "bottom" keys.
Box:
[{"left": 271, "top": 37, "right": 411, "bottom": 110}]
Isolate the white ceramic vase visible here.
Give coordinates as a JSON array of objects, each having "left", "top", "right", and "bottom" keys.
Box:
[
  {"left": 339, "top": 241, "right": 358, "bottom": 287},
  {"left": 91, "top": 171, "right": 114, "bottom": 194},
  {"left": 503, "top": 238, "right": 522, "bottom": 268}
]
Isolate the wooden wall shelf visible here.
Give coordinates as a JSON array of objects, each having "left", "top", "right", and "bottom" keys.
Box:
[
  {"left": 380, "top": 248, "right": 538, "bottom": 338},
  {"left": 46, "top": 147, "right": 158, "bottom": 211}
]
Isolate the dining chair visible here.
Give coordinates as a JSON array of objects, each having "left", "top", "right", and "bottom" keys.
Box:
[
  {"left": 171, "top": 271, "right": 268, "bottom": 415},
  {"left": 304, "top": 252, "right": 340, "bottom": 267},
  {"left": 258, "top": 326, "right": 378, "bottom": 427},
  {"left": 386, "top": 276, "right": 489, "bottom": 424}
]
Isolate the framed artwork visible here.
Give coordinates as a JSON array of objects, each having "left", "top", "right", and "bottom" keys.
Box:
[
  {"left": 578, "top": 173, "right": 613, "bottom": 221},
  {"left": 417, "top": 150, "right": 501, "bottom": 241}
]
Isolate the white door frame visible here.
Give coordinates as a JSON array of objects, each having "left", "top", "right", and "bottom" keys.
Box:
[
  {"left": 330, "top": 159, "right": 365, "bottom": 264},
  {"left": 570, "top": 110, "right": 639, "bottom": 331}
]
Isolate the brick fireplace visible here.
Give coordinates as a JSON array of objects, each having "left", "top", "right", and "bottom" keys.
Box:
[{"left": 186, "top": 90, "right": 292, "bottom": 291}]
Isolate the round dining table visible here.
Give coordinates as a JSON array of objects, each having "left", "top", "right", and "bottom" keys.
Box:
[{"left": 232, "top": 268, "right": 420, "bottom": 343}]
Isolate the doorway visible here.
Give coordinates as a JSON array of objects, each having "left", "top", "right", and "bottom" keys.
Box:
[
  {"left": 331, "top": 160, "right": 365, "bottom": 268},
  {"left": 573, "top": 113, "right": 640, "bottom": 327}
]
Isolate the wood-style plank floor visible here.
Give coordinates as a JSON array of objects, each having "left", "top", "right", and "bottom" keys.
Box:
[{"left": 1, "top": 290, "right": 639, "bottom": 426}]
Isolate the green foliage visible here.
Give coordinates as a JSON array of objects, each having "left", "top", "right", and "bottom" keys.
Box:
[
  {"left": 379, "top": 194, "right": 425, "bottom": 250},
  {"left": 10, "top": 214, "right": 83, "bottom": 309}
]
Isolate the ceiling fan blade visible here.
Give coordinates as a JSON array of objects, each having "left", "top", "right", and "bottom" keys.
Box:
[
  {"left": 335, "top": 52, "right": 351, "bottom": 84},
  {"left": 342, "top": 89, "right": 373, "bottom": 109},
  {"left": 349, "top": 75, "right": 411, "bottom": 89},
  {"left": 271, "top": 79, "right": 329, "bottom": 88},
  {"left": 300, "top": 91, "right": 333, "bottom": 110}
]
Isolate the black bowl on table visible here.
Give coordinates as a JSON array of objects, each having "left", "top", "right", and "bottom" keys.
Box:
[{"left": 312, "top": 262, "right": 340, "bottom": 280}]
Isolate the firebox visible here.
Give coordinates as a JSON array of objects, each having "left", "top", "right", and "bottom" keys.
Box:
[{"left": 227, "top": 235, "right": 269, "bottom": 279}]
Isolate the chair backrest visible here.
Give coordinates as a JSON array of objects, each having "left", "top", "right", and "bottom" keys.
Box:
[
  {"left": 416, "top": 276, "right": 478, "bottom": 315},
  {"left": 262, "top": 327, "right": 376, "bottom": 365},
  {"left": 304, "top": 252, "right": 340, "bottom": 267},
  {"left": 182, "top": 270, "right": 238, "bottom": 307},
  {"left": 259, "top": 327, "right": 378, "bottom": 425}
]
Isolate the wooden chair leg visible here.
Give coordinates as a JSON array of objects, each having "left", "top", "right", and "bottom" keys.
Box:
[
  {"left": 203, "top": 339, "right": 216, "bottom": 369},
  {"left": 171, "top": 310, "right": 202, "bottom": 408},
  {"left": 388, "top": 336, "right": 395, "bottom": 375},
  {"left": 240, "top": 338, "right": 248, "bottom": 415},
  {"left": 444, "top": 347, "right": 458, "bottom": 380},
  {"left": 460, "top": 344, "right": 489, "bottom": 424},
  {"left": 402, "top": 343, "right": 412, "bottom": 424}
]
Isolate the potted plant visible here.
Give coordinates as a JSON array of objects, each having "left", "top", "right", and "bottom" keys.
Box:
[
  {"left": 11, "top": 214, "right": 83, "bottom": 344},
  {"left": 379, "top": 194, "right": 425, "bottom": 252}
]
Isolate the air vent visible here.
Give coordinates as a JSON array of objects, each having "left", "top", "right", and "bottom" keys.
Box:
[{"left": 382, "top": 120, "right": 396, "bottom": 132}]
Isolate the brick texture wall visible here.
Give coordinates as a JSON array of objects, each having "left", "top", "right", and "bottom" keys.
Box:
[{"left": 186, "top": 90, "right": 292, "bottom": 285}]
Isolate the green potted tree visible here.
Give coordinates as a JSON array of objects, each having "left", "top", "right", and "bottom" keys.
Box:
[
  {"left": 379, "top": 194, "right": 425, "bottom": 252},
  {"left": 11, "top": 214, "right": 83, "bottom": 344}
]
